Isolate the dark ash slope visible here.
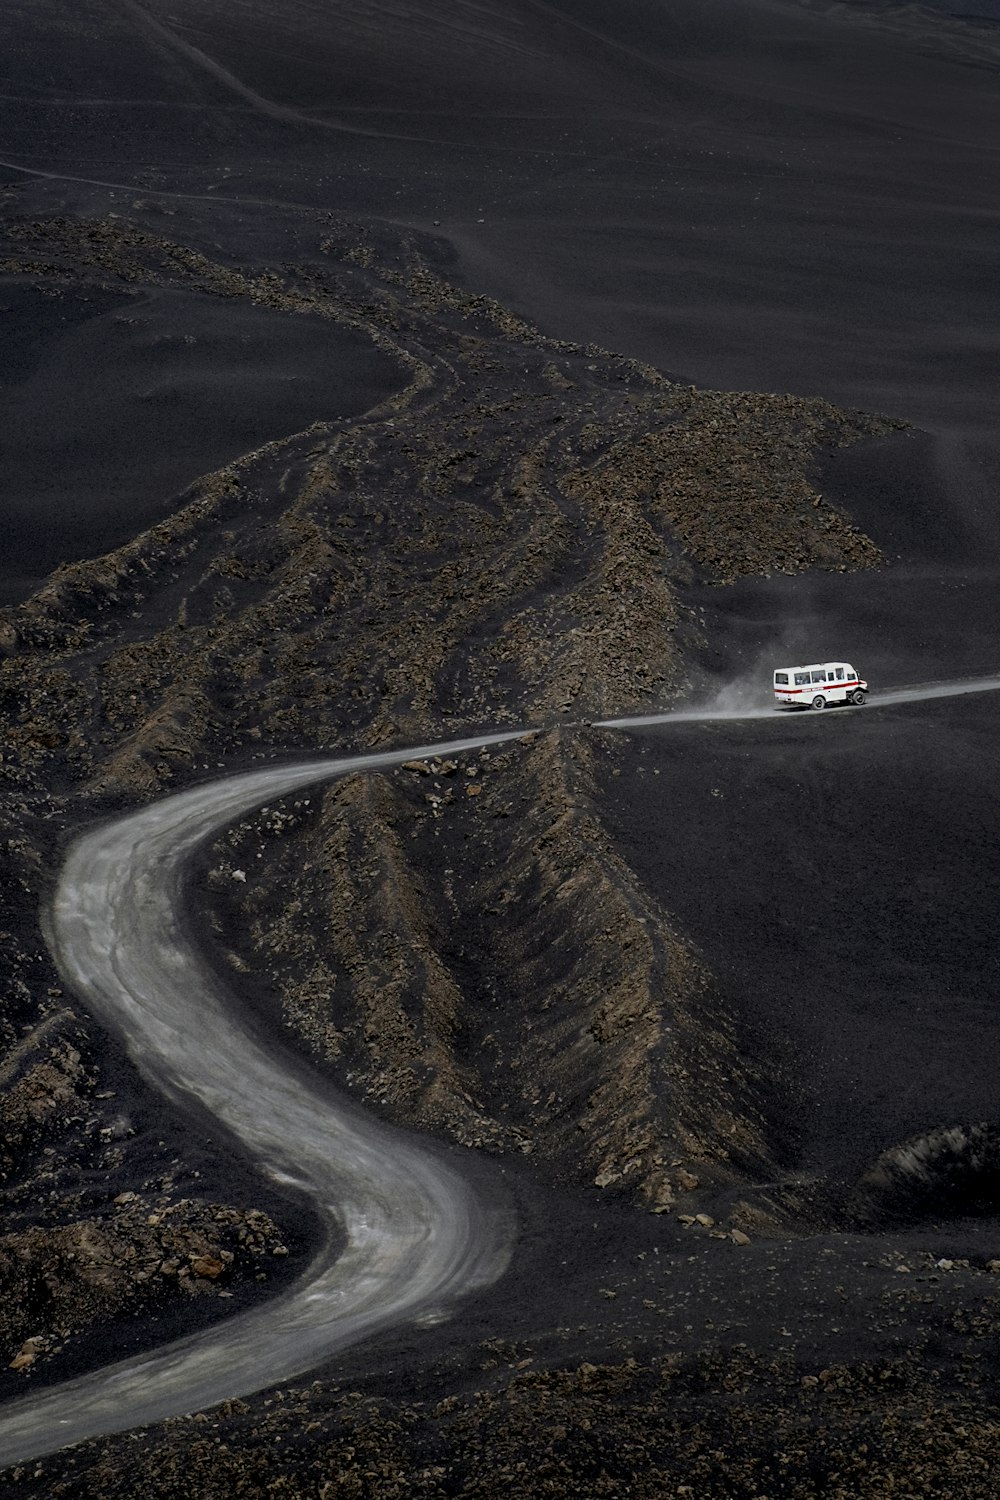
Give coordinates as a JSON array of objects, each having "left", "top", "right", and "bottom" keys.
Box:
[{"left": 2, "top": 0, "right": 1000, "bottom": 1493}]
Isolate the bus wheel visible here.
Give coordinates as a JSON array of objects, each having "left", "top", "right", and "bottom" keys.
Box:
[
  {"left": 812, "top": 695, "right": 826, "bottom": 709},
  {"left": 852, "top": 689, "right": 866, "bottom": 705}
]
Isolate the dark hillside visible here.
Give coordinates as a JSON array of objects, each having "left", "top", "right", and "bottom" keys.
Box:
[{"left": 1, "top": 1, "right": 1000, "bottom": 1493}]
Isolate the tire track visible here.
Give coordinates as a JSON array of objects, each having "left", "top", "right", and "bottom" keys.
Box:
[
  {"left": 114, "top": 0, "right": 383, "bottom": 140},
  {"left": 111, "top": 0, "right": 580, "bottom": 154}
]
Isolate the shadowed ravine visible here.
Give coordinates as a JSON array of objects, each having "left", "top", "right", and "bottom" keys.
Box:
[{"left": 2, "top": 676, "right": 1000, "bottom": 1464}]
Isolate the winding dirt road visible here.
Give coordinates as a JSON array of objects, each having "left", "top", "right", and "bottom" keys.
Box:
[
  {"left": 2, "top": 676, "right": 1000, "bottom": 1465},
  {"left": 0, "top": 732, "right": 523, "bottom": 1467}
]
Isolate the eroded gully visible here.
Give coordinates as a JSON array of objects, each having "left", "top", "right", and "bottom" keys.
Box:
[{"left": 2, "top": 676, "right": 1000, "bottom": 1464}]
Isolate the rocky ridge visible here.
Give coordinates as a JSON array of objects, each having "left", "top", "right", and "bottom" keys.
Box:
[
  {"left": 0, "top": 213, "right": 899, "bottom": 802},
  {"left": 0, "top": 206, "right": 912, "bottom": 1458},
  {"left": 200, "top": 728, "right": 782, "bottom": 1218}
]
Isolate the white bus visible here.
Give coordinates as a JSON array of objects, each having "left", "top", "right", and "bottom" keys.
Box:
[{"left": 773, "top": 662, "right": 867, "bottom": 709}]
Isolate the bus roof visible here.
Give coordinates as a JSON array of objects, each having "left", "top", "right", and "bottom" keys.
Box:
[{"left": 774, "top": 662, "right": 853, "bottom": 674}]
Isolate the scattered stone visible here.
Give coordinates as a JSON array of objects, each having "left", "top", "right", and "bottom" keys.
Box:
[
  {"left": 647, "top": 1180, "right": 676, "bottom": 1214},
  {"left": 190, "top": 1253, "right": 226, "bottom": 1280},
  {"left": 8, "top": 1334, "right": 47, "bottom": 1371}
]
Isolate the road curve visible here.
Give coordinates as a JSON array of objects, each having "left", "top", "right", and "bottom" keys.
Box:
[
  {"left": 3, "top": 674, "right": 1000, "bottom": 1465},
  {"left": 0, "top": 731, "right": 524, "bottom": 1468}
]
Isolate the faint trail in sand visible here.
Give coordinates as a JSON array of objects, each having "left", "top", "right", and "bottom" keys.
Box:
[
  {"left": 114, "top": 0, "right": 383, "bottom": 139},
  {"left": 0, "top": 731, "right": 522, "bottom": 1468},
  {"left": 0, "top": 152, "right": 322, "bottom": 208},
  {"left": 110, "top": 0, "right": 589, "bottom": 155}
]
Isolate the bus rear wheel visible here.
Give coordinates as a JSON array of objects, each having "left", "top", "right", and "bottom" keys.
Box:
[{"left": 812, "top": 695, "right": 826, "bottom": 709}]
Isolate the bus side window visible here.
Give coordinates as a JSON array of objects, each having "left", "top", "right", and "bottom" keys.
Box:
[
  {"left": 811, "top": 670, "right": 825, "bottom": 683},
  {"left": 836, "top": 668, "right": 844, "bottom": 681}
]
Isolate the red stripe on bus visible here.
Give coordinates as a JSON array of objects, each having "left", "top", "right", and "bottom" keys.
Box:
[{"left": 774, "top": 681, "right": 859, "bottom": 695}]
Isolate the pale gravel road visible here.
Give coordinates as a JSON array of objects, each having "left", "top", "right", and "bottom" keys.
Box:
[
  {"left": 0, "top": 731, "right": 524, "bottom": 1468},
  {"left": 595, "top": 674, "right": 1000, "bottom": 728},
  {"left": 3, "top": 675, "right": 1000, "bottom": 1466}
]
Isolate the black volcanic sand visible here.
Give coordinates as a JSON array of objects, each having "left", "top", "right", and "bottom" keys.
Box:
[
  {"left": 2, "top": 0, "right": 1000, "bottom": 1494},
  {"left": 2, "top": 0, "right": 998, "bottom": 427},
  {"left": 2, "top": 0, "right": 999, "bottom": 660},
  {"left": 0, "top": 278, "right": 403, "bottom": 604},
  {"left": 598, "top": 696, "right": 1000, "bottom": 1203}
]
